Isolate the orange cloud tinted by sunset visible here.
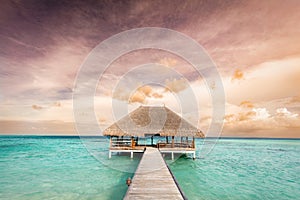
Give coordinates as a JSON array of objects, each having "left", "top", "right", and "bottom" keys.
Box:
[
  {"left": 137, "top": 85, "right": 152, "bottom": 97},
  {"left": 129, "top": 91, "right": 146, "bottom": 104},
  {"left": 240, "top": 101, "right": 254, "bottom": 108},
  {"left": 129, "top": 85, "right": 153, "bottom": 104},
  {"left": 232, "top": 69, "right": 244, "bottom": 81},
  {"left": 129, "top": 85, "right": 167, "bottom": 103},
  {"left": 114, "top": 85, "right": 164, "bottom": 104}
]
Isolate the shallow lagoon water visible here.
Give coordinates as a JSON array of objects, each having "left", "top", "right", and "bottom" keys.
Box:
[
  {"left": 0, "top": 136, "right": 299, "bottom": 199},
  {"left": 169, "top": 139, "right": 300, "bottom": 199}
]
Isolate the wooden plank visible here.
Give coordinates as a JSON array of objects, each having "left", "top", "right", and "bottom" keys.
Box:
[{"left": 124, "top": 147, "right": 184, "bottom": 200}]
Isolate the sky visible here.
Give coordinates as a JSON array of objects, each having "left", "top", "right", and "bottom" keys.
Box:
[{"left": 0, "top": 0, "right": 300, "bottom": 138}]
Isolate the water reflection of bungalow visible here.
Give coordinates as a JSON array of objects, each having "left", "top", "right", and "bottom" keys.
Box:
[{"left": 103, "top": 106, "right": 204, "bottom": 159}]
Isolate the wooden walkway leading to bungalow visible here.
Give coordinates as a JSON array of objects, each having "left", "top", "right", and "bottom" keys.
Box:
[{"left": 123, "top": 147, "right": 185, "bottom": 200}]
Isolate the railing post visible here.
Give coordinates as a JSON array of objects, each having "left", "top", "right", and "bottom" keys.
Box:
[
  {"left": 171, "top": 136, "right": 174, "bottom": 148},
  {"left": 131, "top": 137, "right": 134, "bottom": 149}
]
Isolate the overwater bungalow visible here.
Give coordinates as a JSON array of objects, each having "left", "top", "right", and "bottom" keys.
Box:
[{"left": 103, "top": 105, "right": 204, "bottom": 159}]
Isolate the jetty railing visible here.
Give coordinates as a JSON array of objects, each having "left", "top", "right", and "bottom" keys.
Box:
[{"left": 110, "top": 138, "right": 132, "bottom": 148}]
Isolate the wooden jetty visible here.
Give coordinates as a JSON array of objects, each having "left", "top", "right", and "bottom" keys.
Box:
[
  {"left": 102, "top": 106, "right": 204, "bottom": 199},
  {"left": 124, "top": 147, "right": 185, "bottom": 200}
]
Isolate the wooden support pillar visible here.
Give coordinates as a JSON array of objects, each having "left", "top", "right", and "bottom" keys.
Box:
[
  {"left": 171, "top": 136, "right": 174, "bottom": 148},
  {"left": 171, "top": 152, "right": 174, "bottom": 160},
  {"left": 192, "top": 137, "right": 195, "bottom": 148},
  {"left": 110, "top": 136, "right": 112, "bottom": 148},
  {"left": 130, "top": 151, "right": 133, "bottom": 159},
  {"left": 131, "top": 137, "right": 134, "bottom": 148},
  {"left": 180, "top": 137, "right": 184, "bottom": 147}
]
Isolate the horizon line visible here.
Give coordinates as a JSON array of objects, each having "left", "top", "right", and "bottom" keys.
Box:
[{"left": 0, "top": 134, "right": 299, "bottom": 140}]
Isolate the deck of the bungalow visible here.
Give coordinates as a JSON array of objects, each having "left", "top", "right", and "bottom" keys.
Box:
[
  {"left": 123, "top": 147, "right": 185, "bottom": 200},
  {"left": 108, "top": 137, "right": 196, "bottom": 159}
]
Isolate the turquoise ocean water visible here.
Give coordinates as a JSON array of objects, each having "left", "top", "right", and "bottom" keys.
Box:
[{"left": 0, "top": 136, "right": 299, "bottom": 199}]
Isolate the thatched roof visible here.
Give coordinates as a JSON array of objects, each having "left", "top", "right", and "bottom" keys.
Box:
[{"left": 103, "top": 106, "right": 204, "bottom": 137}]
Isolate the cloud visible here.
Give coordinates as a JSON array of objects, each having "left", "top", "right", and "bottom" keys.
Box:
[
  {"left": 113, "top": 85, "right": 152, "bottom": 104},
  {"left": 252, "top": 108, "right": 271, "bottom": 120},
  {"left": 152, "top": 92, "right": 163, "bottom": 98},
  {"left": 113, "top": 85, "right": 165, "bottom": 104},
  {"left": 165, "top": 78, "right": 189, "bottom": 93},
  {"left": 239, "top": 100, "right": 254, "bottom": 108},
  {"left": 158, "top": 57, "right": 178, "bottom": 67},
  {"left": 223, "top": 114, "right": 234, "bottom": 123},
  {"left": 32, "top": 104, "right": 43, "bottom": 110},
  {"left": 239, "top": 111, "right": 256, "bottom": 121},
  {"left": 33, "top": 102, "right": 62, "bottom": 111},
  {"left": 225, "top": 107, "right": 299, "bottom": 124},
  {"left": 129, "top": 91, "right": 147, "bottom": 104},
  {"left": 112, "top": 87, "right": 130, "bottom": 101},
  {"left": 53, "top": 102, "right": 61, "bottom": 107},
  {"left": 289, "top": 96, "right": 300, "bottom": 104},
  {"left": 276, "top": 108, "right": 298, "bottom": 118},
  {"left": 231, "top": 69, "right": 244, "bottom": 81},
  {"left": 224, "top": 111, "right": 256, "bottom": 123},
  {"left": 221, "top": 105, "right": 300, "bottom": 138},
  {"left": 223, "top": 106, "right": 300, "bottom": 135},
  {"left": 138, "top": 85, "right": 152, "bottom": 97},
  {"left": 98, "top": 117, "right": 107, "bottom": 125},
  {"left": 224, "top": 107, "right": 273, "bottom": 124}
]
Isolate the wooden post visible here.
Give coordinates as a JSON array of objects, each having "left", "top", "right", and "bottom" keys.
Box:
[
  {"left": 192, "top": 137, "right": 195, "bottom": 148},
  {"left": 151, "top": 136, "right": 153, "bottom": 146},
  {"left": 131, "top": 137, "right": 134, "bottom": 149},
  {"left": 171, "top": 152, "right": 174, "bottom": 160},
  {"left": 171, "top": 136, "right": 174, "bottom": 148},
  {"left": 110, "top": 136, "right": 112, "bottom": 148},
  {"left": 180, "top": 137, "right": 182, "bottom": 148},
  {"left": 130, "top": 151, "right": 133, "bottom": 159}
]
